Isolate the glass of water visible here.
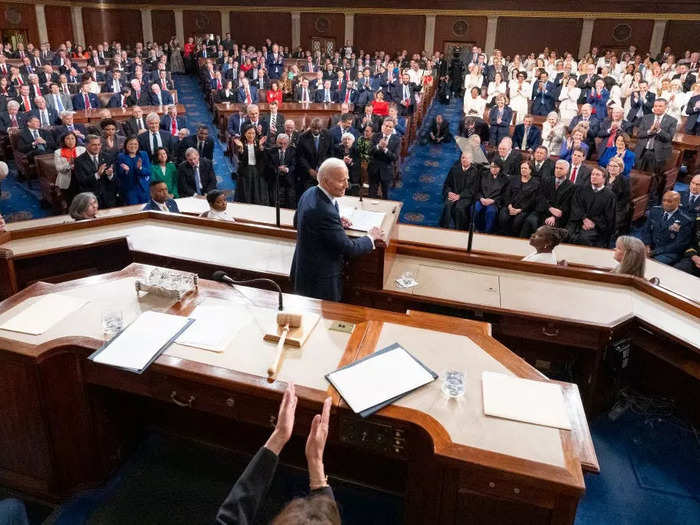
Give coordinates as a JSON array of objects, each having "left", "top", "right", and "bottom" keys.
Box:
[
  {"left": 101, "top": 309, "right": 124, "bottom": 340},
  {"left": 442, "top": 369, "right": 466, "bottom": 398}
]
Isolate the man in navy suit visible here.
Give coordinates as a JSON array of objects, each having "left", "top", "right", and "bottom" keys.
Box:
[
  {"left": 391, "top": 73, "right": 419, "bottom": 116},
  {"left": 71, "top": 84, "right": 100, "bottom": 110},
  {"left": 642, "top": 191, "right": 694, "bottom": 265},
  {"left": 680, "top": 174, "right": 700, "bottom": 218},
  {"left": 329, "top": 113, "right": 358, "bottom": 148},
  {"left": 531, "top": 72, "right": 556, "bottom": 116},
  {"left": 236, "top": 78, "right": 258, "bottom": 104},
  {"left": 28, "top": 96, "right": 60, "bottom": 127},
  {"left": 368, "top": 117, "right": 401, "bottom": 199},
  {"left": 148, "top": 84, "right": 173, "bottom": 106},
  {"left": 291, "top": 157, "right": 384, "bottom": 301},
  {"left": 160, "top": 104, "right": 186, "bottom": 137},
  {"left": 143, "top": 180, "right": 180, "bottom": 212},
  {"left": 138, "top": 112, "right": 174, "bottom": 160},
  {"left": 314, "top": 80, "right": 338, "bottom": 103},
  {"left": 511, "top": 115, "right": 542, "bottom": 152}
]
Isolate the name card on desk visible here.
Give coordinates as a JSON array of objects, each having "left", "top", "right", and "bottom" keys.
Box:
[
  {"left": 482, "top": 371, "right": 571, "bottom": 430},
  {"left": 339, "top": 207, "right": 385, "bottom": 232},
  {"left": 89, "top": 311, "right": 193, "bottom": 373},
  {"left": 0, "top": 294, "right": 89, "bottom": 335}
]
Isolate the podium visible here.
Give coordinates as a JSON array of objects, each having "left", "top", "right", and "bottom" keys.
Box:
[{"left": 0, "top": 264, "right": 596, "bottom": 524}]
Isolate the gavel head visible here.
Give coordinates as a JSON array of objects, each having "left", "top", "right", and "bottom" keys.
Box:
[{"left": 277, "top": 312, "right": 302, "bottom": 328}]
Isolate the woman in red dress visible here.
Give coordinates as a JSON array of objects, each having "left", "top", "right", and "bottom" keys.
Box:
[
  {"left": 266, "top": 81, "right": 284, "bottom": 104},
  {"left": 371, "top": 90, "right": 389, "bottom": 116}
]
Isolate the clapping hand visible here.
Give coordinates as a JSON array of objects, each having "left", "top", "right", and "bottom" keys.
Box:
[
  {"left": 264, "top": 382, "right": 298, "bottom": 455},
  {"left": 340, "top": 216, "right": 352, "bottom": 229},
  {"left": 136, "top": 157, "right": 142, "bottom": 170},
  {"left": 119, "top": 163, "right": 129, "bottom": 172},
  {"left": 305, "top": 396, "right": 332, "bottom": 469}
]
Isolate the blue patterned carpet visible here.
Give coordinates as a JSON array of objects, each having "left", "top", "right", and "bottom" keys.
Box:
[
  {"left": 0, "top": 170, "right": 49, "bottom": 222},
  {"left": 389, "top": 98, "right": 462, "bottom": 226}
]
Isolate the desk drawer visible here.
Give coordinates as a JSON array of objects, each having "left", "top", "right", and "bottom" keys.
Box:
[
  {"left": 496, "top": 316, "right": 605, "bottom": 349},
  {"left": 149, "top": 375, "right": 239, "bottom": 420},
  {"left": 457, "top": 468, "right": 556, "bottom": 509}
]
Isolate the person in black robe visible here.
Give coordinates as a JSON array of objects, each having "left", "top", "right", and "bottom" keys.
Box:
[
  {"left": 567, "top": 167, "right": 617, "bottom": 247},
  {"left": 428, "top": 114, "right": 452, "bottom": 144},
  {"left": 498, "top": 160, "right": 540, "bottom": 236},
  {"left": 439, "top": 151, "right": 480, "bottom": 229},
  {"left": 521, "top": 159, "right": 576, "bottom": 238},
  {"left": 605, "top": 157, "right": 631, "bottom": 240}
]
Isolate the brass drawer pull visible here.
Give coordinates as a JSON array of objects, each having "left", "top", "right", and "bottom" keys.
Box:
[
  {"left": 170, "top": 390, "right": 196, "bottom": 408},
  {"left": 541, "top": 326, "right": 560, "bottom": 337}
]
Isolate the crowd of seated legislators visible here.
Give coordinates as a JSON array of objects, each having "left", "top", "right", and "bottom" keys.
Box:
[{"left": 435, "top": 43, "right": 699, "bottom": 275}]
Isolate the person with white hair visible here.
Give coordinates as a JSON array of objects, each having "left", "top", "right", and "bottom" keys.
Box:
[
  {"left": 333, "top": 131, "right": 361, "bottom": 196},
  {"left": 291, "top": 157, "right": 384, "bottom": 301}
]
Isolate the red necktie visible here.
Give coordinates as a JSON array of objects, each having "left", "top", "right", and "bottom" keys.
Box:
[
  {"left": 606, "top": 130, "right": 616, "bottom": 147},
  {"left": 171, "top": 118, "right": 177, "bottom": 135},
  {"left": 571, "top": 166, "right": 578, "bottom": 183},
  {"left": 344, "top": 89, "right": 350, "bottom": 103},
  {"left": 17, "top": 76, "right": 23, "bottom": 85},
  {"left": 245, "top": 89, "right": 251, "bottom": 104},
  {"left": 84, "top": 93, "right": 91, "bottom": 109},
  {"left": 217, "top": 79, "right": 222, "bottom": 90},
  {"left": 162, "top": 80, "right": 167, "bottom": 91},
  {"left": 23, "top": 96, "right": 30, "bottom": 109}
]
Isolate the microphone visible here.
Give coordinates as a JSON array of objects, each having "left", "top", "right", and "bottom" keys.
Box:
[{"left": 212, "top": 271, "right": 284, "bottom": 311}]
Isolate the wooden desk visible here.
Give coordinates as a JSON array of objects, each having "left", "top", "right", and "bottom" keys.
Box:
[
  {"left": 72, "top": 104, "right": 186, "bottom": 124},
  {"left": 0, "top": 264, "right": 591, "bottom": 524},
  {"left": 215, "top": 102, "right": 347, "bottom": 136}
]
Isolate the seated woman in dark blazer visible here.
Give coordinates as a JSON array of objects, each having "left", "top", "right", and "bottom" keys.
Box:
[
  {"left": 216, "top": 383, "right": 339, "bottom": 525},
  {"left": 605, "top": 156, "right": 631, "bottom": 239},
  {"left": 334, "top": 132, "right": 362, "bottom": 196},
  {"left": 498, "top": 160, "right": 540, "bottom": 236}
]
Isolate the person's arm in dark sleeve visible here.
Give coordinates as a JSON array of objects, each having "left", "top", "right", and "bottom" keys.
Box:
[{"left": 216, "top": 447, "right": 279, "bottom": 525}]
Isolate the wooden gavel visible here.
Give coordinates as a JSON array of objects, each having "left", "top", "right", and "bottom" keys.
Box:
[{"left": 267, "top": 312, "right": 303, "bottom": 379}]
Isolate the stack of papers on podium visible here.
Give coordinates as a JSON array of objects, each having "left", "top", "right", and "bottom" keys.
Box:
[
  {"left": 0, "top": 294, "right": 89, "bottom": 335},
  {"left": 326, "top": 343, "right": 437, "bottom": 417},
  {"left": 176, "top": 302, "right": 249, "bottom": 353},
  {"left": 89, "top": 311, "right": 193, "bottom": 373},
  {"left": 482, "top": 371, "right": 571, "bottom": 430},
  {"left": 339, "top": 207, "right": 385, "bottom": 232}
]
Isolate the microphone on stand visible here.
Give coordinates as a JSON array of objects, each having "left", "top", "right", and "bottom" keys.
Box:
[{"left": 212, "top": 271, "right": 284, "bottom": 311}]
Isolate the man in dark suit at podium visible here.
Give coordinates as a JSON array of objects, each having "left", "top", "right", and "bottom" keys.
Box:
[{"left": 291, "top": 157, "right": 383, "bottom": 301}]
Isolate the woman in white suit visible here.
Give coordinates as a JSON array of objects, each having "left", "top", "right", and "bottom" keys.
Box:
[
  {"left": 508, "top": 71, "right": 531, "bottom": 124},
  {"left": 558, "top": 77, "right": 580, "bottom": 125},
  {"left": 540, "top": 111, "right": 566, "bottom": 156},
  {"left": 463, "top": 86, "right": 486, "bottom": 117},
  {"left": 463, "top": 63, "right": 483, "bottom": 93}
]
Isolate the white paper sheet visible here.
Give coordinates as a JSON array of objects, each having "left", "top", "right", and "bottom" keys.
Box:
[
  {"left": 0, "top": 294, "right": 89, "bottom": 335},
  {"left": 176, "top": 301, "right": 251, "bottom": 352},
  {"left": 327, "top": 346, "right": 434, "bottom": 414},
  {"left": 482, "top": 371, "right": 571, "bottom": 430},
  {"left": 174, "top": 196, "right": 210, "bottom": 214},
  {"left": 339, "top": 207, "right": 385, "bottom": 232},
  {"left": 90, "top": 311, "right": 192, "bottom": 372}
]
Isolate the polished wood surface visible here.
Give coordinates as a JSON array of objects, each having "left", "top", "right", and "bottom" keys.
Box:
[
  {"left": 72, "top": 104, "right": 186, "bottom": 124},
  {"left": 0, "top": 263, "right": 590, "bottom": 524}
]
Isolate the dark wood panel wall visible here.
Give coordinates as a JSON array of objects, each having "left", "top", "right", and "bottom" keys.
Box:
[
  {"left": 495, "top": 18, "right": 583, "bottom": 57},
  {"left": 590, "top": 19, "right": 655, "bottom": 52},
  {"left": 229, "top": 11, "right": 292, "bottom": 47},
  {"left": 434, "top": 16, "right": 488, "bottom": 54},
  {"left": 663, "top": 21, "right": 700, "bottom": 54},
  {"left": 183, "top": 10, "right": 222, "bottom": 38},
  {"left": 300, "top": 12, "right": 345, "bottom": 50},
  {"left": 152, "top": 10, "right": 177, "bottom": 47},
  {"left": 0, "top": 3, "right": 39, "bottom": 46},
  {"left": 44, "top": 5, "right": 73, "bottom": 47},
  {"left": 82, "top": 8, "right": 143, "bottom": 48},
  {"left": 354, "top": 14, "right": 426, "bottom": 55}
]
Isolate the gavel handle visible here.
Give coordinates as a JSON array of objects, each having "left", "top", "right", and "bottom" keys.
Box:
[{"left": 268, "top": 324, "right": 290, "bottom": 378}]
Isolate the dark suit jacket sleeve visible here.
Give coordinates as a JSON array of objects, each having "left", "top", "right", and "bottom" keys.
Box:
[
  {"left": 203, "top": 161, "right": 217, "bottom": 193},
  {"left": 314, "top": 206, "right": 374, "bottom": 258},
  {"left": 216, "top": 447, "right": 278, "bottom": 525}
]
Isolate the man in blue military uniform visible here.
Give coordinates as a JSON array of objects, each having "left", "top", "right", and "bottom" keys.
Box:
[{"left": 642, "top": 191, "right": 694, "bottom": 265}]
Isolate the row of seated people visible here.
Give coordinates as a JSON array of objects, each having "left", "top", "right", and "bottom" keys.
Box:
[
  {"left": 460, "top": 45, "right": 699, "bottom": 135},
  {"left": 440, "top": 136, "right": 699, "bottom": 273}
]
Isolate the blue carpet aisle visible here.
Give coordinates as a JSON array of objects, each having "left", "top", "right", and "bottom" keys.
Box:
[
  {"left": 0, "top": 170, "right": 49, "bottom": 222},
  {"left": 575, "top": 410, "right": 700, "bottom": 525},
  {"left": 388, "top": 98, "right": 463, "bottom": 226},
  {"left": 172, "top": 74, "right": 235, "bottom": 196}
]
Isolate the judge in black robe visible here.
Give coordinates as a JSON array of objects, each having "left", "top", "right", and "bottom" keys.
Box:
[
  {"left": 567, "top": 168, "right": 617, "bottom": 247},
  {"left": 439, "top": 153, "right": 480, "bottom": 230},
  {"left": 521, "top": 165, "right": 576, "bottom": 238},
  {"left": 498, "top": 161, "right": 540, "bottom": 236}
]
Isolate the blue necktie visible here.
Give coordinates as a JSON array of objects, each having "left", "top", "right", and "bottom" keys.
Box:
[
  {"left": 194, "top": 165, "right": 202, "bottom": 194},
  {"left": 56, "top": 94, "right": 64, "bottom": 112}
]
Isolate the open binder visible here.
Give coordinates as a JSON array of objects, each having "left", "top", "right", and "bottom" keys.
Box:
[{"left": 326, "top": 343, "right": 438, "bottom": 418}]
